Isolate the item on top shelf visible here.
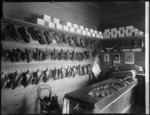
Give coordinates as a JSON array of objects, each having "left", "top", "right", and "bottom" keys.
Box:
[
  {"left": 53, "top": 18, "right": 60, "bottom": 24},
  {"left": 63, "top": 25, "right": 69, "bottom": 31},
  {"left": 37, "top": 18, "right": 45, "bottom": 26},
  {"left": 76, "top": 29, "right": 82, "bottom": 34},
  {"left": 70, "top": 27, "right": 75, "bottom": 33},
  {"left": 18, "top": 27, "right": 30, "bottom": 43},
  {"left": 49, "top": 22, "right": 55, "bottom": 28},
  {"left": 56, "top": 24, "right": 63, "bottom": 30},
  {"left": 82, "top": 30, "right": 86, "bottom": 35},
  {"left": 118, "top": 27, "right": 125, "bottom": 38},
  {"left": 110, "top": 28, "right": 117, "bottom": 38},
  {"left": 125, "top": 26, "right": 134, "bottom": 37},
  {"left": 87, "top": 32, "right": 91, "bottom": 36},
  {"left": 79, "top": 25, "right": 84, "bottom": 31},
  {"left": 73, "top": 24, "right": 78, "bottom": 29},
  {"left": 67, "top": 22, "right": 72, "bottom": 28},
  {"left": 6, "top": 24, "right": 22, "bottom": 41}
]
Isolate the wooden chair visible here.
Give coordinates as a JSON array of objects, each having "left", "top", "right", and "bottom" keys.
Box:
[{"left": 37, "top": 84, "right": 60, "bottom": 114}]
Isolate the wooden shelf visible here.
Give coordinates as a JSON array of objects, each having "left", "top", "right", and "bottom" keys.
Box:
[
  {"left": 1, "top": 59, "right": 94, "bottom": 72},
  {"left": 2, "top": 41, "right": 93, "bottom": 52},
  {"left": 2, "top": 18, "right": 100, "bottom": 40}
]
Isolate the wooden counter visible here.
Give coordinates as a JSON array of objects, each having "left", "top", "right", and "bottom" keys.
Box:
[{"left": 63, "top": 78, "right": 138, "bottom": 113}]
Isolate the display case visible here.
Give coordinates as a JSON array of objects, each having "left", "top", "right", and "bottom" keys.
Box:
[{"left": 63, "top": 77, "right": 138, "bottom": 113}]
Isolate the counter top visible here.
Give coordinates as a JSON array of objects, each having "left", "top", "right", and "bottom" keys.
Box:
[{"left": 65, "top": 78, "right": 138, "bottom": 110}]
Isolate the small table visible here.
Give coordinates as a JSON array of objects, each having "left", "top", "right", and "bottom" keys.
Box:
[{"left": 62, "top": 78, "right": 138, "bottom": 113}]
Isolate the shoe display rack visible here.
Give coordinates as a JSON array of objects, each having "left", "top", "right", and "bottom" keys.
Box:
[{"left": 1, "top": 18, "right": 99, "bottom": 89}]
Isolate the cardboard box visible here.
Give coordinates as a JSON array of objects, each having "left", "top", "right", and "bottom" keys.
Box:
[
  {"left": 70, "top": 27, "right": 75, "bottom": 33},
  {"left": 76, "top": 29, "right": 81, "bottom": 34},
  {"left": 79, "top": 25, "right": 84, "bottom": 30},
  {"left": 93, "top": 30, "right": 98, "bottom": 34},
  {"left": 54, "top": 18, "right": 60, "bottom": 24},
  {"left": 134, "top": 29, "right": 140, "bottom": 36},
  {"left": 96, "top": 34, "right": 100, "bottom": 38},
  {"left": 101, "top": 35, "right": 104, "bottom": 39},
  {"left": 91, "top": 33, "right": 96, "bottom": 37},
  {"left": 87, "top": 32, "right": 91, "bottom": 36},
  {"left": 90, "top": 29, "right": 94, "bottom": 33},
  {"left": 73, "top": 24, "right": 78, "bottom": 29},
  {"left": 67, "top": 22, "right": 72, "bottom": 27},
  {"left": 103, "top": 33, "right": 106, "bottom": 39},
  {"left": 44, "top": 14, "right": 51, "bottom": 22},
  {"left": 63, "top": 25, "right": 69, "bottom": 31},
  {"left": 125, "top": 28, "right": 134, "bottom": 37},
  {"left": 104, "top": 29, "right": 110, "bottom": 33},
  {"left": 49, "top": 22, "right": 55, "bottom": 28},
  {"left": 98, "top": 31, "right": 102, "bottom": 35},
  {"left": 37, "top": 18, "right": 45, "bottom": 25},
  {"left": 85, "top": 28, "right": 89, "bottom": 32},
  {"left": 56, "top": 24, "right": 62, "bottom": 29},
  {"left": 82, "top": 30, "right": 87, "bottom": 35}
]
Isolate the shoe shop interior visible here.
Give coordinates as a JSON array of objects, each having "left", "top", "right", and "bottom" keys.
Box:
[{"left": 1, "top": 1, "right": 149, "bottom": 114}]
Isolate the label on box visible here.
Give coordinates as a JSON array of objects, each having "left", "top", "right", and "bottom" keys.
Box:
[{"left": 37, "top": 18, "right": 45, "bottom": 25}]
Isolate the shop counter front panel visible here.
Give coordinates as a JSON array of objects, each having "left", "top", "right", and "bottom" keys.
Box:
[{"left": 63, "top": 78, "right": 138, "bottom": 113}]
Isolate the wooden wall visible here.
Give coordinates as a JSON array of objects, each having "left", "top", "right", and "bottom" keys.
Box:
[
  {"left": 98, "top": 51, "right": 145, "bottom": 80},
  {"left": 1, "top": 2, "right": 145, "bottom": 114},
  {"left": 1, "top": 2, "right": 101, "bottom": 114},
  {"left": 3, "top": 2, "right": 101, "bottom": 30}
]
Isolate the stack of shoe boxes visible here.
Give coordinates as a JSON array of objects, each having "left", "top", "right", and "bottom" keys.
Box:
[
  {"left": 36, "top": 14, "right": 104, "bottom": 38},
  {"left": 110, "top": 28, "right": 117, "bottom": 38},
  {"left": 85, "top": 28, "right": 91, "bottom": 36},
  {"left": 80, "top": 26, "right": 86, "bottom": 35},
  {"left": 54, "top": 18, "right": 62, "bottom": 30},
  {"left": 103, "top": 26, "right": 144, "bottom": 39},
  {"left": 118, "top": 27, "right": 125, "bottom": 37}
]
